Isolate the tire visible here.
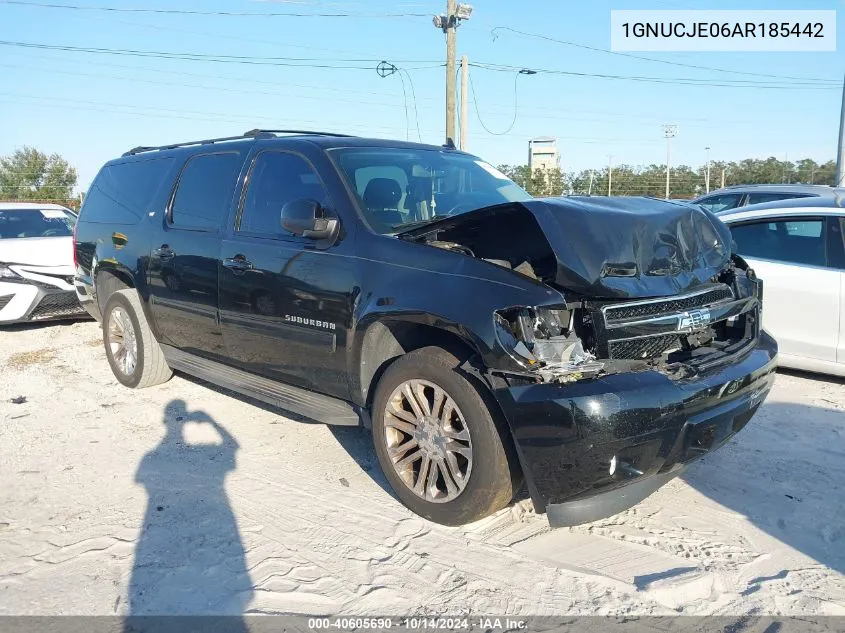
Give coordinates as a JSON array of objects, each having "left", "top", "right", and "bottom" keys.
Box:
[
  {"left": 371, "top": 346, "right": 519, "bottom": 526},
  {"left": 102, "top": 289, "right": 172, "bottom": 389}
]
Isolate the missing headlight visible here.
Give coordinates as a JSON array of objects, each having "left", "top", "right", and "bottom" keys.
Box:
[{"left": 494, "top": 306, "right": 604, "bottom": 383}]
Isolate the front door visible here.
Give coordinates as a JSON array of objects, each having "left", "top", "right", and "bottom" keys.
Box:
[
  {"left": 218, "top": 150, "right": 356, "bottom": 400},
  {"left": 147, "top": 151, "right": 244, "bottom": 359},
  {"left": 730, "top": 216, "right": 840, "bottom": 362}
]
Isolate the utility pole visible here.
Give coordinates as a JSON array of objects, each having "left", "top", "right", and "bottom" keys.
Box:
[
  {"left": 460, "top": 55, "right": 468, "bottom": 150},
  {"left": 663, "top": 124, "right": 678, "bottom": 200},
  {"left": 445, "top": 0, "right": 456, "bottom": 144},
  {"left": 837, "top": 72, "right": 845, "bottom": 186},
  {"left": 720, "top": 168, "right": 725, "bottom": 189},
  {"left": 607, "top": 155, "right": 614, "bottom": 196},
  {"left": 433, "top": 2, "right": 471, "bottom": 145},
  {"left": 588, "top": 169, "right": 595, "bottom": 196},
  {"left": 705, "top": 146, "right": 711, "bottom": 194}
]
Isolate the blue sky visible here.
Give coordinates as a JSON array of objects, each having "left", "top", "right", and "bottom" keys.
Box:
[{"left": 0, "top": 0, "right": 842, "bottom": 192}]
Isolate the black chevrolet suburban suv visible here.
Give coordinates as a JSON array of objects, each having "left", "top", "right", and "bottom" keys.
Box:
[{"left": 74, "top": 130, "right": 777, "bottom": 527}]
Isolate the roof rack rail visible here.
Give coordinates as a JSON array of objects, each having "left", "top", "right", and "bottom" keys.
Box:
[
  {"left": 122, "top": 129, "right": 355, "bottom": 156},
  {"left": 243, "top": 129, "right": 356, "bottom": 138}
]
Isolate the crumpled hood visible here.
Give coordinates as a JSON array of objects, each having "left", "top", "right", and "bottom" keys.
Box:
[
  {"left": 0, "top": 236, "right": 74, "bottom": 268},
  {"left": 398, "top": 197, "right": 732, "bottom": 299}
]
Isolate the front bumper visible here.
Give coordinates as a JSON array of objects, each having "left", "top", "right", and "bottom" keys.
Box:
[
  {"left": 0, "top": 281, "right": 87, "bottom": 324},
  {"left": 492, "top": 331, "right": 778, "bottom": 526}
]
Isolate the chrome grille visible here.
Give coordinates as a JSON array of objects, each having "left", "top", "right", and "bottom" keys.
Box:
[{"left": 604, "top": 286, "right": 733, "bottom": 324}]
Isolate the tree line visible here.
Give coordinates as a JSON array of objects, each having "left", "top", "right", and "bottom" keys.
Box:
[
  {"left": 497, "top": 157, "right": 839, "bottom": 198},
  {"left": 0, "top": 146, "right": 80, "bottom": 209},
  {"left": 0, "top": 146, "right": 838, "bottom": 209}
]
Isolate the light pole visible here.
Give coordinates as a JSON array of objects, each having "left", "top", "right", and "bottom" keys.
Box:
[
  {"left": 705, "top": 146, "right": 711, "bottom": 194},
  {"left": 663, "top": 124, "right": 678, "bottom": 200}
]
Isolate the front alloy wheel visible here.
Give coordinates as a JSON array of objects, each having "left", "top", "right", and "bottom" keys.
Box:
[
  {"left": 371, "top": 346, "right": 520, "bottom": 526},
  {"left": 383, "top": 379, "right": 473, "bottom": 503}
]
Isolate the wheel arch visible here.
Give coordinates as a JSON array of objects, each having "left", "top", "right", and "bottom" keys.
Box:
[
  {"left": 356, "top": 317, "right": 486, "bottom": 413},
  {"left": 95, "top": 267, "right": 135, "bottom": 315}
]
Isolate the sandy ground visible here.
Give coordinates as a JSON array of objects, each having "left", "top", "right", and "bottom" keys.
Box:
[{"left": 1, "top": 319, "right": 843, "bottom": 617}]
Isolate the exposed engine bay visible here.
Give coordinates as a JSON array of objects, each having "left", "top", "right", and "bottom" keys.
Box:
[{"left": 400, "top": 197, "right": 763, "bottom": 384}]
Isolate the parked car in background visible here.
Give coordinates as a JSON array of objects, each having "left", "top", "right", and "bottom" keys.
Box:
[
  {"left": 74, "top": 129, "right": 776, "bottom": 528},
  {"left": 0, "top": 202, "right": 87, "bottom": 324},
  {"left": 693, "top": 184, "right": 838, "bottom": 214},
  {"left": 719, "top": 196, "right": 845, "bottom": 377}
]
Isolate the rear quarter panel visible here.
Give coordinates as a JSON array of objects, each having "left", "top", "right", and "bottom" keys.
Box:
[{"left": 75, "top": 154, "right": 183, "bottom": 326}]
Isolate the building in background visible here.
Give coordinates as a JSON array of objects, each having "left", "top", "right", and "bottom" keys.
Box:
[{"left": 528, "top": 137, "right": 560, "bottom": 173}]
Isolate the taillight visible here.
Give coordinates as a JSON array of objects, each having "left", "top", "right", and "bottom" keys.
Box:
[{"left": 72, "top": 222, "right": 78, "bottom": 269}]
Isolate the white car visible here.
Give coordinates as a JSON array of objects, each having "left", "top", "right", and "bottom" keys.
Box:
[
  {"left": 0, "top": 202, "right": 87, "bottom": 324},
  {"left": 718, "top": 197, "right": 845, "bottom": 377}
]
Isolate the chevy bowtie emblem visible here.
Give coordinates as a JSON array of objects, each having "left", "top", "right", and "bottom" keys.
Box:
[{"left": 678, "top": 308, "right": 712, "bottom": 331}]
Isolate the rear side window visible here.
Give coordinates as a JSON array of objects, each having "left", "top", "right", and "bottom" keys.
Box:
[
  {"left": 746, "top": 192, "right": 813, "bottom": 205},
  {"left": 81, "top": 156, "right": 174, "bottom": 224},
  {"left": 170, "top": 152, "right": 241, "bottom": 231},
  {"left": 730, "top": 218, "right": 826, "bottom": 267}
]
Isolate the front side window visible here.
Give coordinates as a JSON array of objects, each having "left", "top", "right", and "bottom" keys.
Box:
[
  {"left": 170, "top": 153, "right": 241, "bottom": 230},
  {"left": 330, "top": 148, "right": 531, "bottom": 234},
  {"left": 0, "top": 208, "right": 75, "bottom": 239},
  {"left": 730, "top": 218, "right": 826, "bottom": 267},
  {"left": 239, "top": 152, "right": 328, "bottom": 237},
  {"left": 697, "top": 193, "right": 742, "bottom": 213}
]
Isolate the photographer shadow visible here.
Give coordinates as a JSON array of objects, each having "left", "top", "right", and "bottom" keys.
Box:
[{"left": 125, "top": 399, "right": 252, "bottom": 631}]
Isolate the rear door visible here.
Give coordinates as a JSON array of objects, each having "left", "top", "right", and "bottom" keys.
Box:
[
  {"left": 147, "top": 150, "right": 244, "bottom": 359},
  {"left": 729, "top": 216, "right": 840, "bottom": 362}
]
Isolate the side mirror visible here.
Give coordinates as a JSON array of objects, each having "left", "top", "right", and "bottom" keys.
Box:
[{"left": 281, "top": 199, "right": 338, "bottom": 241}]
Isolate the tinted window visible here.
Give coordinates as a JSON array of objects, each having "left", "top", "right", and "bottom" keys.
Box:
[
  {"left": 730, "top": 219, "right": 826, "bottom": 267},
  {"left": 81, "top": 157, "right": 174, "bottom": 224},
  {"left": 171, "top": 153, "right": 241, "bottom": 230},
  {"left": 239, "top": 152, "right": 328, "bottom": 237},
  {"left": 0, "top": 208, "right": 75, "bottom": 239},
  {"left": 697, "top": 193, "right": 742, "bottom": 213},
  {"left": 746, "top": 192, "right": 813, "bottom": 205}
]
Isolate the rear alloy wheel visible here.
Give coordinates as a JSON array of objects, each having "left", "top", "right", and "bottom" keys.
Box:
[
  {"left": 107, "top": 306, "right": 138, "bottom": 377},
  {"left": 102, "top": 289, "right": 172, "bottom": 389},
  {"left": 372, "top": 346, "right": 519, "bottom": 525}
]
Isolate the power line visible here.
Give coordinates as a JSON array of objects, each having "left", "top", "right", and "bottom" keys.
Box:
[
  {"left": 400, "top": 69, "right": 423, "bottom": 143},
  {"left": 468, "top": 71, "right": 521, "bottom": 135},
  {"left": 469, "top": 62, "right": 840, "bottom": 90},
  {"left": 488, "top": 25, "right": 840, "bottom": 85},
  {"left": 0, "top": 40, "right": 443, "bottom": 69},
  {"left": 0, "top": 0, "right": 429, "bottom": 18}
]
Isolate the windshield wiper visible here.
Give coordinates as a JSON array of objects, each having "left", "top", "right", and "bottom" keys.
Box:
[{"left": 391, "top": 215, "right": 450, "bottom": 232}]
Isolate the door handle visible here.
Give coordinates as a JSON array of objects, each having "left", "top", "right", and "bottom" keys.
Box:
[{"left": 223, "top": 256, "right": 254, "bottom": 272}]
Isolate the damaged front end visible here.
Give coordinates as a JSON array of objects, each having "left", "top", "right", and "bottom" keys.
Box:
[
  {"left": 493, "top": 253, "right": 764, "bottom": 385},
  {"left": 399, "top": 196, "right": 778, "bottom": 527}
]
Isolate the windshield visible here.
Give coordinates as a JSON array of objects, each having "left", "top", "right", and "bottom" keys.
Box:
[
  {"left": 0, "top": 208, "right": 76, "bottom": 239},
  {"left": 330, "top": 147, "right": 531, "bottom": 234}
]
